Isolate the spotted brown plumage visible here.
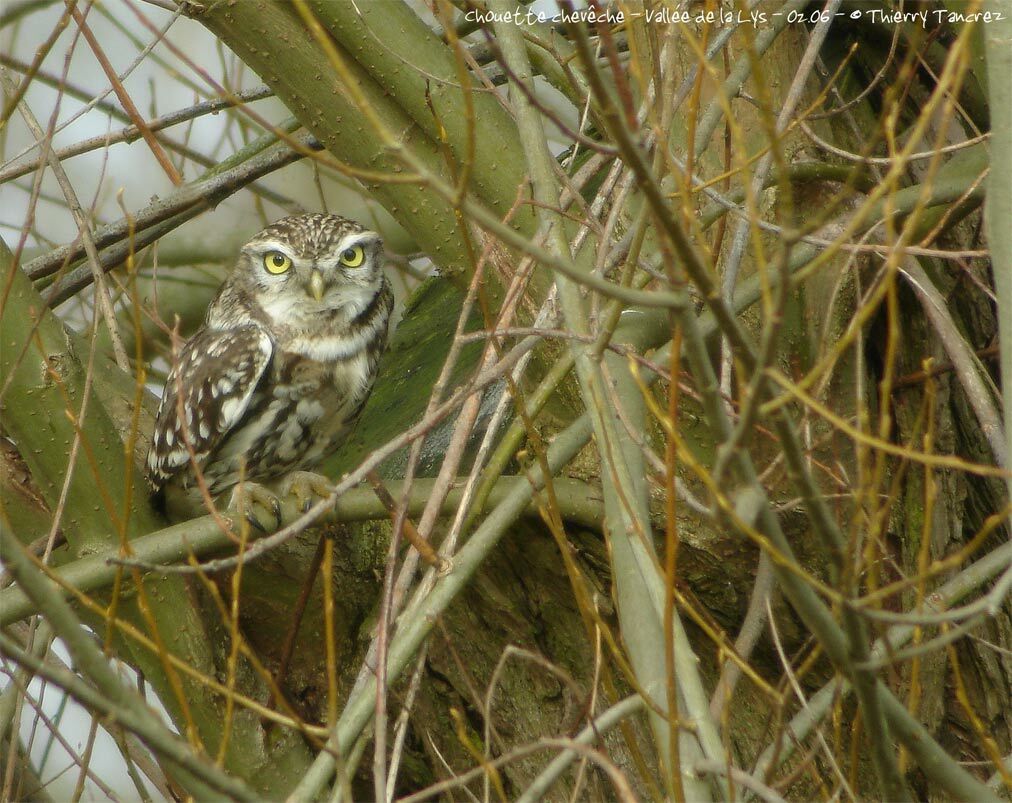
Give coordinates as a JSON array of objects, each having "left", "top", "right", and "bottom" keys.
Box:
[{"left": 146, "top": 213, "right": 394, "bottom": 519}]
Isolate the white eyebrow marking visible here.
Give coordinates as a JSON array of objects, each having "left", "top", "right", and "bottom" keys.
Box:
[{"left": 244, "top": 239, "right": 297, "bottom": 258}]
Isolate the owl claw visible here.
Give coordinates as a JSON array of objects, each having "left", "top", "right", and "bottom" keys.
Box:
[
  {"left": 280, "top": 471, "right": 333, "bottom": 513},
  {"left": 245, "top": 514, "right": 268, "bottom": 534},
  {"left": 229, "top": 482, "right": 284, "bottom": 531}
]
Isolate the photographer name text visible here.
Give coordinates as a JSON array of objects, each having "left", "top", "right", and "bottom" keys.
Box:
[{"left": 465, "top": 6, "right": 1004, "bottom": 28}]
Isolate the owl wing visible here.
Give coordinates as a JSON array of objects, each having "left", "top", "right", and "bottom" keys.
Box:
[{"left": 146, "top": 324, "right": 273, "bottom": 488}]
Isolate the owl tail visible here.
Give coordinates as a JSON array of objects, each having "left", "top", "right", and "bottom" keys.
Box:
[{"left": 150, "top": 485, "right": 168, "bottom": 519}]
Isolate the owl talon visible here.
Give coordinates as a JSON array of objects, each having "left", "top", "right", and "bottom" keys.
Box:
[
  {"left": 280, "top": 471, "right": 333, "bottom": 514},
  {"left": 229, "top": 482, "right": 284, "bottom": 531}
]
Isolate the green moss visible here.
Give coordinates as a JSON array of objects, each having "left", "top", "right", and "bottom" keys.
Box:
[{"left": 343, "top": 519, "right": 392, "bottom": 573}]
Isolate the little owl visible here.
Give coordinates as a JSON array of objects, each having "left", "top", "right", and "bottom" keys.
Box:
[{"left": 146, "top": 213, "right": 393, "bottom": 521}]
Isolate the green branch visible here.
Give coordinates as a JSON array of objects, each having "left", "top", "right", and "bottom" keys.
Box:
[
  {"left": 499, "top": 6, "right": 720, "bottom": 797},
  {"left": 0, "top": 476, "right": 607, "bottom": 626},
  {"left": 0, "top": 239, "right": 312, "bottom": 794},
  {"left": 306, "top": 0, "right": 535, "bottom": 234},
  {"left": 188, "top": 0, "right": 474, "bottom": 274}
]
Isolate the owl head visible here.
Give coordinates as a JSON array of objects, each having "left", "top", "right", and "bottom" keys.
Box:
[{"left": 229, "top": 213, "right": 385, "bottom": 325}]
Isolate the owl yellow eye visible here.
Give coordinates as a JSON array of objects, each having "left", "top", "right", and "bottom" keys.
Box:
[
  {"left": 339, "top": 245, "right": 365, "bottom": 268},
  {"left": 263, "top": 251, "right": 292, "bottom": 275}
]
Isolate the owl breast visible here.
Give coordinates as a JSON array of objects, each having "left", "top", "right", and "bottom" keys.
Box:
[{"left": 206, "top": 347, "right": 375, "bottom": 492}]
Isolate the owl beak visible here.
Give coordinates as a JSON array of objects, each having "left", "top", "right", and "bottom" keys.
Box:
[{"left": 308, "top": 270, "right": 325, "bottom": 302}]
